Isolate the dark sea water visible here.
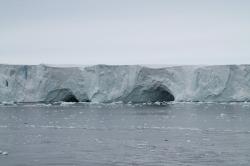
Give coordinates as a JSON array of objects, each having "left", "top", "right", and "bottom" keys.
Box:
[{"left": 0, "top": 102, "right": 250, "bottom": 166}]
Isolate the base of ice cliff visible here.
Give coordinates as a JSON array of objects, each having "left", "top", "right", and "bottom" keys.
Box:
[{"left": 0, "top": 64, "right": 250, "bottom": 103}]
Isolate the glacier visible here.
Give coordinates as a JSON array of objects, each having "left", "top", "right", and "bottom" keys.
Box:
[{"left": 0, "top": 64, "right": 250, "bottom": 103}]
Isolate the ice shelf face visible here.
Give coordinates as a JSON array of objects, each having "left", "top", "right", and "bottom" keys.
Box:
[{"left": 0, "top": 64, "right": 250, "bottom": 103}]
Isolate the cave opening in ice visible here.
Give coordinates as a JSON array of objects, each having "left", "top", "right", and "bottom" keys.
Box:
[
  {"left": 124, "top": 84, "right": 175, "bottom": 103},
  {"left": 45, "top": 88, "right": 79, "bottom": 102}
]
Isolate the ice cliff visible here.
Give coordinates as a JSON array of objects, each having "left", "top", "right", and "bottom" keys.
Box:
[{"left": 0, "top": 64, "right": 250, "bottom": 103}]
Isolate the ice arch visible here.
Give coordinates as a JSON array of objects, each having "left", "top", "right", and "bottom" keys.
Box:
[
  {"left": 44, "top": 88, "right": 79, "bottom": 102},
  {"left": 123, "top": 84, "right": 175, "bottom": 103}
]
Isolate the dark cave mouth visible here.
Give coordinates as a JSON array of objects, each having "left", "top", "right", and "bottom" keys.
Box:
[
  {"left": 45, "top": 89, "right": 80, "bottom": 103},
  {"left": 124, "top": 84, "right": 175, "bottom": 103},
  {"left": 148, "top": 86, "right": 175, "bottom": 102},
  {"left": 61, "top": 94, "right": 79, "bottom": 102}
]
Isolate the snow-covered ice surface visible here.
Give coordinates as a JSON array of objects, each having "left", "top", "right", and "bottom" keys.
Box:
[
  {"left": 0, "top": 102, "right": 250, "bottom": 165},
  {"left": 1, "top": 64, "right": 250, "bottom": 103}
]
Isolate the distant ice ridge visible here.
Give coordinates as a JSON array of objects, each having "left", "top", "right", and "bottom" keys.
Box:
[{"left": 0, "top": 64, "right": 250, "bottom": 103}]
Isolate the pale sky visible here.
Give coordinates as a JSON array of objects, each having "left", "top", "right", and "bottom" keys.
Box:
[{"left": 0, "top": 0, "right": 250, "bottom": 65}]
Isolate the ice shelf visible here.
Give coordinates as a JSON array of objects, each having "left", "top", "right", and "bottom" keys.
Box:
[{"left": 0, "top": 64, "right": 250, "bottom": 103}]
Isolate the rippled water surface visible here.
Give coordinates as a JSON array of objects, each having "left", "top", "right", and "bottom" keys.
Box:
[{"left": 0, "top": 102, "right": 250, "bottom": 166}]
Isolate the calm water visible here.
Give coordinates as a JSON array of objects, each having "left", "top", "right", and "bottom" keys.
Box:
[{"left": 0, "top": 102, "right": 250, "bottom": 166}]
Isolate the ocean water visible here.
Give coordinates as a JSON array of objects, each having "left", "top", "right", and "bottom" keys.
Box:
[{"left": 0, "top": 102, "right": 250, "bottom": 166}]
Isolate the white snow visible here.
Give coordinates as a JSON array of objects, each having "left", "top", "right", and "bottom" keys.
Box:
[{"left": 0, "top": 151, "right": 8, "bottom": 155}]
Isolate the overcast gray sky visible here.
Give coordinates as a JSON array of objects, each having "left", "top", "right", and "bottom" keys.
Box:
[{"left": 0, "top": 0, "right": 250, "bottom": 65}]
